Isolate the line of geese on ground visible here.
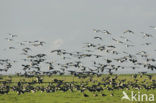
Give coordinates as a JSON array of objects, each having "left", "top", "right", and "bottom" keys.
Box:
[{"left": 0, "top": 73, "right": 155, "bottom": 97}]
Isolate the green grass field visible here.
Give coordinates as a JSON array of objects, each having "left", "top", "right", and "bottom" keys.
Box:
[{"left": 0, "top": 74, "right": 156, "bottom": 103}]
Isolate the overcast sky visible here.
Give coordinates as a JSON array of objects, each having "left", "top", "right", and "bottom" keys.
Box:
[{"left": 0, "top": 0, "right": 156, "bottom": 74}]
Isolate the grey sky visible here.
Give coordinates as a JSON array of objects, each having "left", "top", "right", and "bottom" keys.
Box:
[{"left": 0, "top": 0, "right": 156, "bottom": 74}]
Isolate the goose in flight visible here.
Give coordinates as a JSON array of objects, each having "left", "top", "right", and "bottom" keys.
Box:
[
  {"left": 149, "top": 26, "right": 156, "bottom": 30},
  {"left": 123, "top": 30, "right": 134, "bottom": 34},
  {"left": 112, "top": 38, "right": 124, "bottom": 44},
  {"left": 141, "top": 32, "right": 153, "bottom": 38},
  {"left": 9, "top": 33, "right": 18, "bottom": 38},
  {"left": 119, "top": 36, "right": 132, "bottom": 42},
  {"left": 9, "top": 47, "right": 15, "bottom": 49},
  {"left": 94, "top": 36, "right": 102, "bottom": 40},
  {"left": 93, "top": 29, "right": 101, "bottom": 33},
  {"left": 125, "top": 44, "right": 135, "bottom": 48},
  {"left": 83, "top": 43, "right": 96, "bottom": 48},
  {"left": 142, "top": 42, "right": 152, "bottom": 46},
  {"left": 5, "top": 38, "right": 13, "bottom": 41},
  {"left": 22, "top": 47, "right": 31, "bottom": 53},
  {"left": 103, "top": 30, "right": 111, "bottom": 35}
]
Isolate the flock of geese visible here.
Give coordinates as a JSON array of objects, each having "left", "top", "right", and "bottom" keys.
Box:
[
  {"left": 0, "top": 72, "right": 156, "bottom": 97},
  {"left": 0, "top": 73, "right": 155, "bottom": 97},
  {"left": 0, "top": 26, "right": 156, "bottom": 96}
]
